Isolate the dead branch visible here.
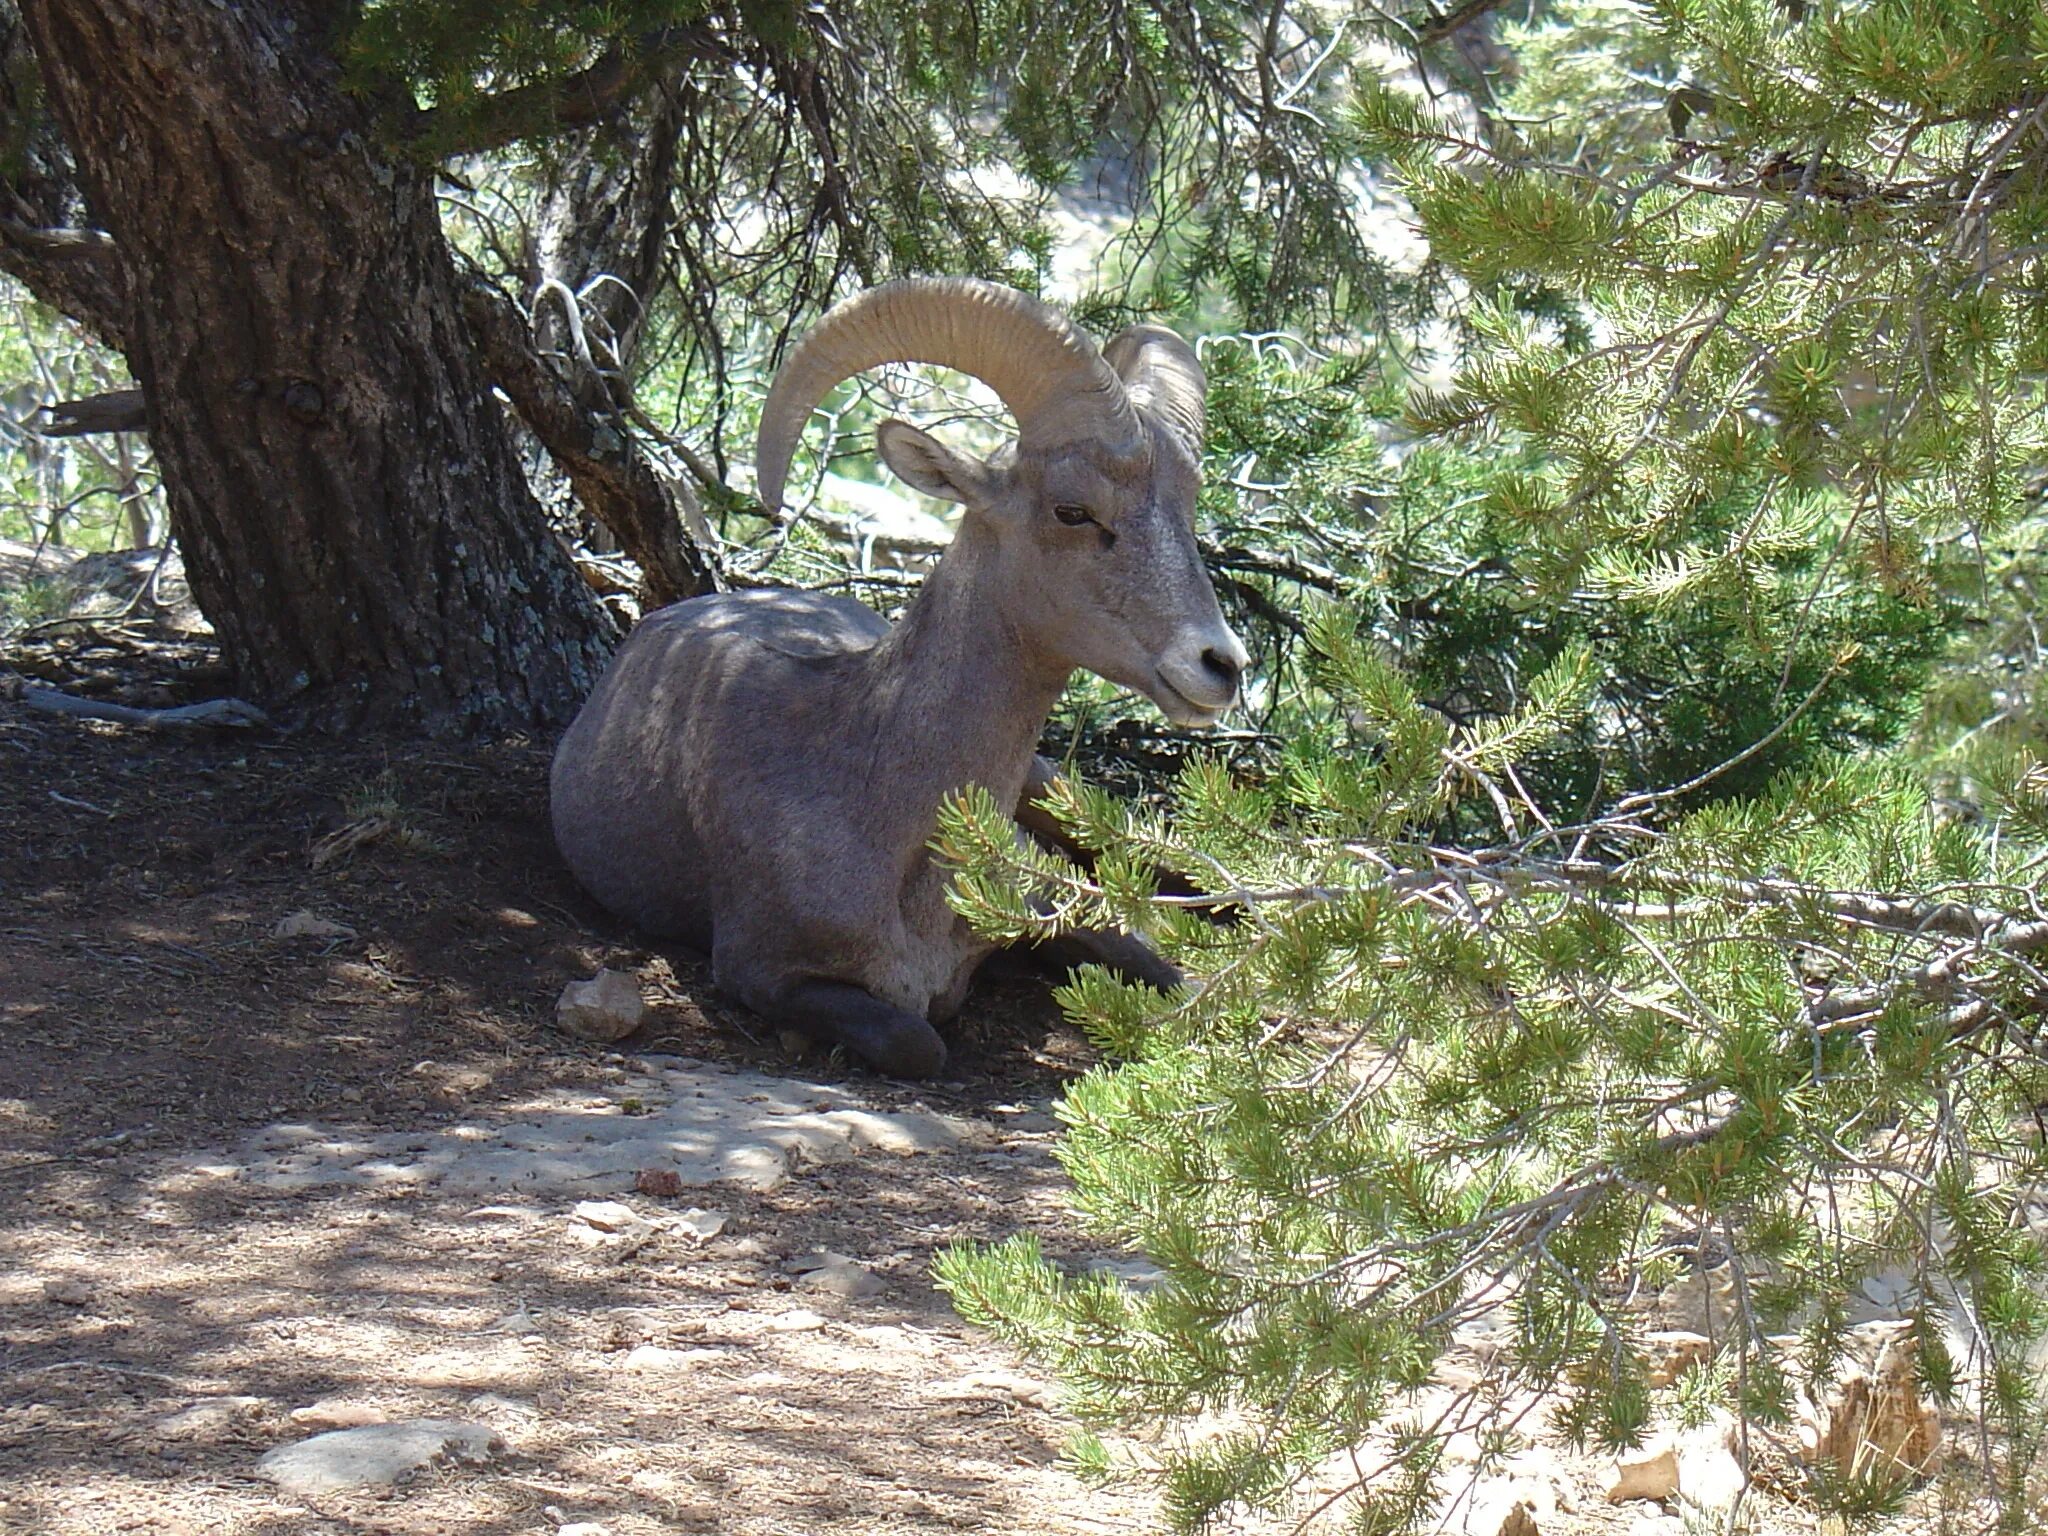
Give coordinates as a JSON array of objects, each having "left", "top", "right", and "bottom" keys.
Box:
[
  {"left": 7, "top": 677, "right": 267, "bottom": 730},
  {"left": 38, "top": 387, "right": 146, "bottom": 436},
  {"left": 458, "top": 268, "right": 720, "bottom": 606}
]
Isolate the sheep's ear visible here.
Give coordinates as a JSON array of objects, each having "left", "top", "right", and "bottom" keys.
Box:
[{"left": 877, "top": 420, "right": 998, "bottom": 506}]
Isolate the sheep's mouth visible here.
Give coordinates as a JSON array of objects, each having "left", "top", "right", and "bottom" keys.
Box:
[{"left": 1149, "top": 670, "right": 1228, "bottom": 728}]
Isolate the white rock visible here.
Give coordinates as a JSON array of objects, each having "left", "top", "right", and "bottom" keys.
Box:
[
  {"left": 572, "top": 1199, "right": 652, "bottom": 1235},
  {"left": 254, "top": 1418, "right": 504, "bottom": 1495},
  {"left": 675, "top": 1207, "right": 728, "bottom": 1242},
  {"left": 272, "top": 910, "right": 356, "bottom": 941},
  {"left": 1603, "top": 1442, "right": 1679, "bottom": 1503},
  {"left": 555, "top": 969, "right": 646, "bottom": 1043},
  {"left": 558, "top": 1525, "right": 613, "bottom": 1536},
  {"left": 1677, "top": 1439, "right": 1747, "bottom": 1525},
  {"left": 766, "top": 1308, "right": 827, "bottom": 1332}
]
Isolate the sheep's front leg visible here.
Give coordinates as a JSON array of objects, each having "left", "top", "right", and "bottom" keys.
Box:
[
  {"left": 773, "top": 979, "right": 948, "bottom": 1079},
  {"left": 1014, "top": 756, "right": 1185, "bottom": 995}
]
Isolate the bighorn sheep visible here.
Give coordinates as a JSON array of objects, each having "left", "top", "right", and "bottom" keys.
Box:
[{"left": 551, "top": 278, "right": 1247, "bottom": 1076}]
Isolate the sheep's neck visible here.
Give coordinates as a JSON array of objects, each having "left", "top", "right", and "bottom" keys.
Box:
[{"left": 859, "top": 523, "right": 1066, "bottom": 818}]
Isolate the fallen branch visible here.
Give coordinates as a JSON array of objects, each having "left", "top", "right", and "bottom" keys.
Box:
[{"left": 10, "top": 680, "right": 267, "bottom": 730}]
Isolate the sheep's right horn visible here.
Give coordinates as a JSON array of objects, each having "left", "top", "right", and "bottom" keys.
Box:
[
  {"left": 756, "top": 278, "right": 1136, "bottom": 512},
  {"left": 1105, "top": 324, "right": 1205, "bottom": 461}
]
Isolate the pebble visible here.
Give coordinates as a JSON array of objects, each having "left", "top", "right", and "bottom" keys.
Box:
[{"left": 555, "top": 969, "right": 646, "bottom": 1043}]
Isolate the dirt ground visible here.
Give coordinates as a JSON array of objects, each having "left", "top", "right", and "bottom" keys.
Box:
[
  {"left": 0, "top": 632, "right": 1174, "bottom": 1536},
  {"left": 0, "top": 626, "right": 1994, "bottom": 1536}
]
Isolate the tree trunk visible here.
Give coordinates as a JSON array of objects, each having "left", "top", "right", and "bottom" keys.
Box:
[{"left": 16, "top": 0, "right": 614, "bottom": 732}]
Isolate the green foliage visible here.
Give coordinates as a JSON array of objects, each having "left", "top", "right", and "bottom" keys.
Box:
[
  {"left": 1359, "top": 0, "right": 2048, "bottom": 589},
  {"left": 942, "top": 704, "right": 2048, "bottom": 1530},
  {"left": 936, "top": 2, "right": 2048, "bottom": 1529}
]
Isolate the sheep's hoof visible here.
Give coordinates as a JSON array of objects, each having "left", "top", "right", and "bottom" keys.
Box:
[
  {"left": 773, "top": 980, "right": 950, "bottom": 1079},
  {"left": 839, "top": 1013, "right": 948, "bottom": 1079}
]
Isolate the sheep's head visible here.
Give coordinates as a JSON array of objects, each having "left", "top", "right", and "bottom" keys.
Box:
[{"left": 756, "top": 279, "right": 1247, "bottom": 725}]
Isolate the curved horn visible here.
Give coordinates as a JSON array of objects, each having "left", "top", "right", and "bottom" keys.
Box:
[
  {"left": 1104, "top": 324, "right": 1206, "bottom": 461},
  {"left": 756, "top": 277, "right": 1136, "bottom": 512}
]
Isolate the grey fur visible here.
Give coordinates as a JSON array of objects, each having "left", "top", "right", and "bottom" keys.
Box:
[{"left": 551, "top": 280, "right": 1246, "bottom": 1075}]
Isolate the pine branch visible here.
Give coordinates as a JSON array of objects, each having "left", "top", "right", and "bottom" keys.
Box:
[
  {"left": 401, "top": 26, "right": 724, "bottom": 158},
  {"left": 1411, "top": 0, "right": 1516, "bottom": 46}
]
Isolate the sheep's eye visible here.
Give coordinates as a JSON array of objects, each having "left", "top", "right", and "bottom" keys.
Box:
[{"left": 1053, "top": 503, "right": 1095, "bottom": 527}]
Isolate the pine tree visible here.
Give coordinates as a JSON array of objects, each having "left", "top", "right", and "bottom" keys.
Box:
[{"left": 937, "top": 4, "right": 2048, "bottom": 1528}]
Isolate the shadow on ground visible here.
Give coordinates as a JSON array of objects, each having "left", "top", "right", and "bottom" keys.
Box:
[{"left": 0, "top": 705, "right": 1145, "bottom": 1536}]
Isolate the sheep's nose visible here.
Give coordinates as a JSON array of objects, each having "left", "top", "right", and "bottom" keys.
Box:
[{"left": 1201, "top": 645, "right": 1243, "bottom": 699}]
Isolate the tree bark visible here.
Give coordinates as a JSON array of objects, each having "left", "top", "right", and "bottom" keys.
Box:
[
  {"left": 14, "top": 0, "right": 614, "bottom": 733},
  {"left": 0, "top": 4, "right": 128, "bottom": 346}
]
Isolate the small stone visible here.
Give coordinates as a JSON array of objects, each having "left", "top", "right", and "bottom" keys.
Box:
[
  {"left": 558, "top": 1525, "right": 613, "bottom": 1536},
  {"left": 572, "top": 1199, "right": 651, "bottom": 1236},
  {"left": 272, "top": 910, "right": 355, "bottom": 941},
  {"left": 766, "top": 1308, "right": 827, "bottom": 1332},
  {"left": 290, "top": 1400, "right": 384, "bottom": 1430},
  {"left": 254, "top": 1418, "right": 503, "bottom": 1495},
  {"left": 555, "top": 969, "right": 645, "bottom": 1042},
  {"left": 676, "top": 1207, "right": 728, "bottom": 1242},
  {"left": 41, "top": 1277, "right": 92, "bottom": 1307},
  {"left": 1643, "top": 1329, "right": 1714, "bottom": 1387},
  {"left": 1603, "top": 1442, "right": 1679, "bottom": 1503},
  {"left": 795, "top": 1258, "right": 886, "bottom": 1299},
  {"left": 634, "top": 1167, "right": 684, "bottom": 1198}
]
